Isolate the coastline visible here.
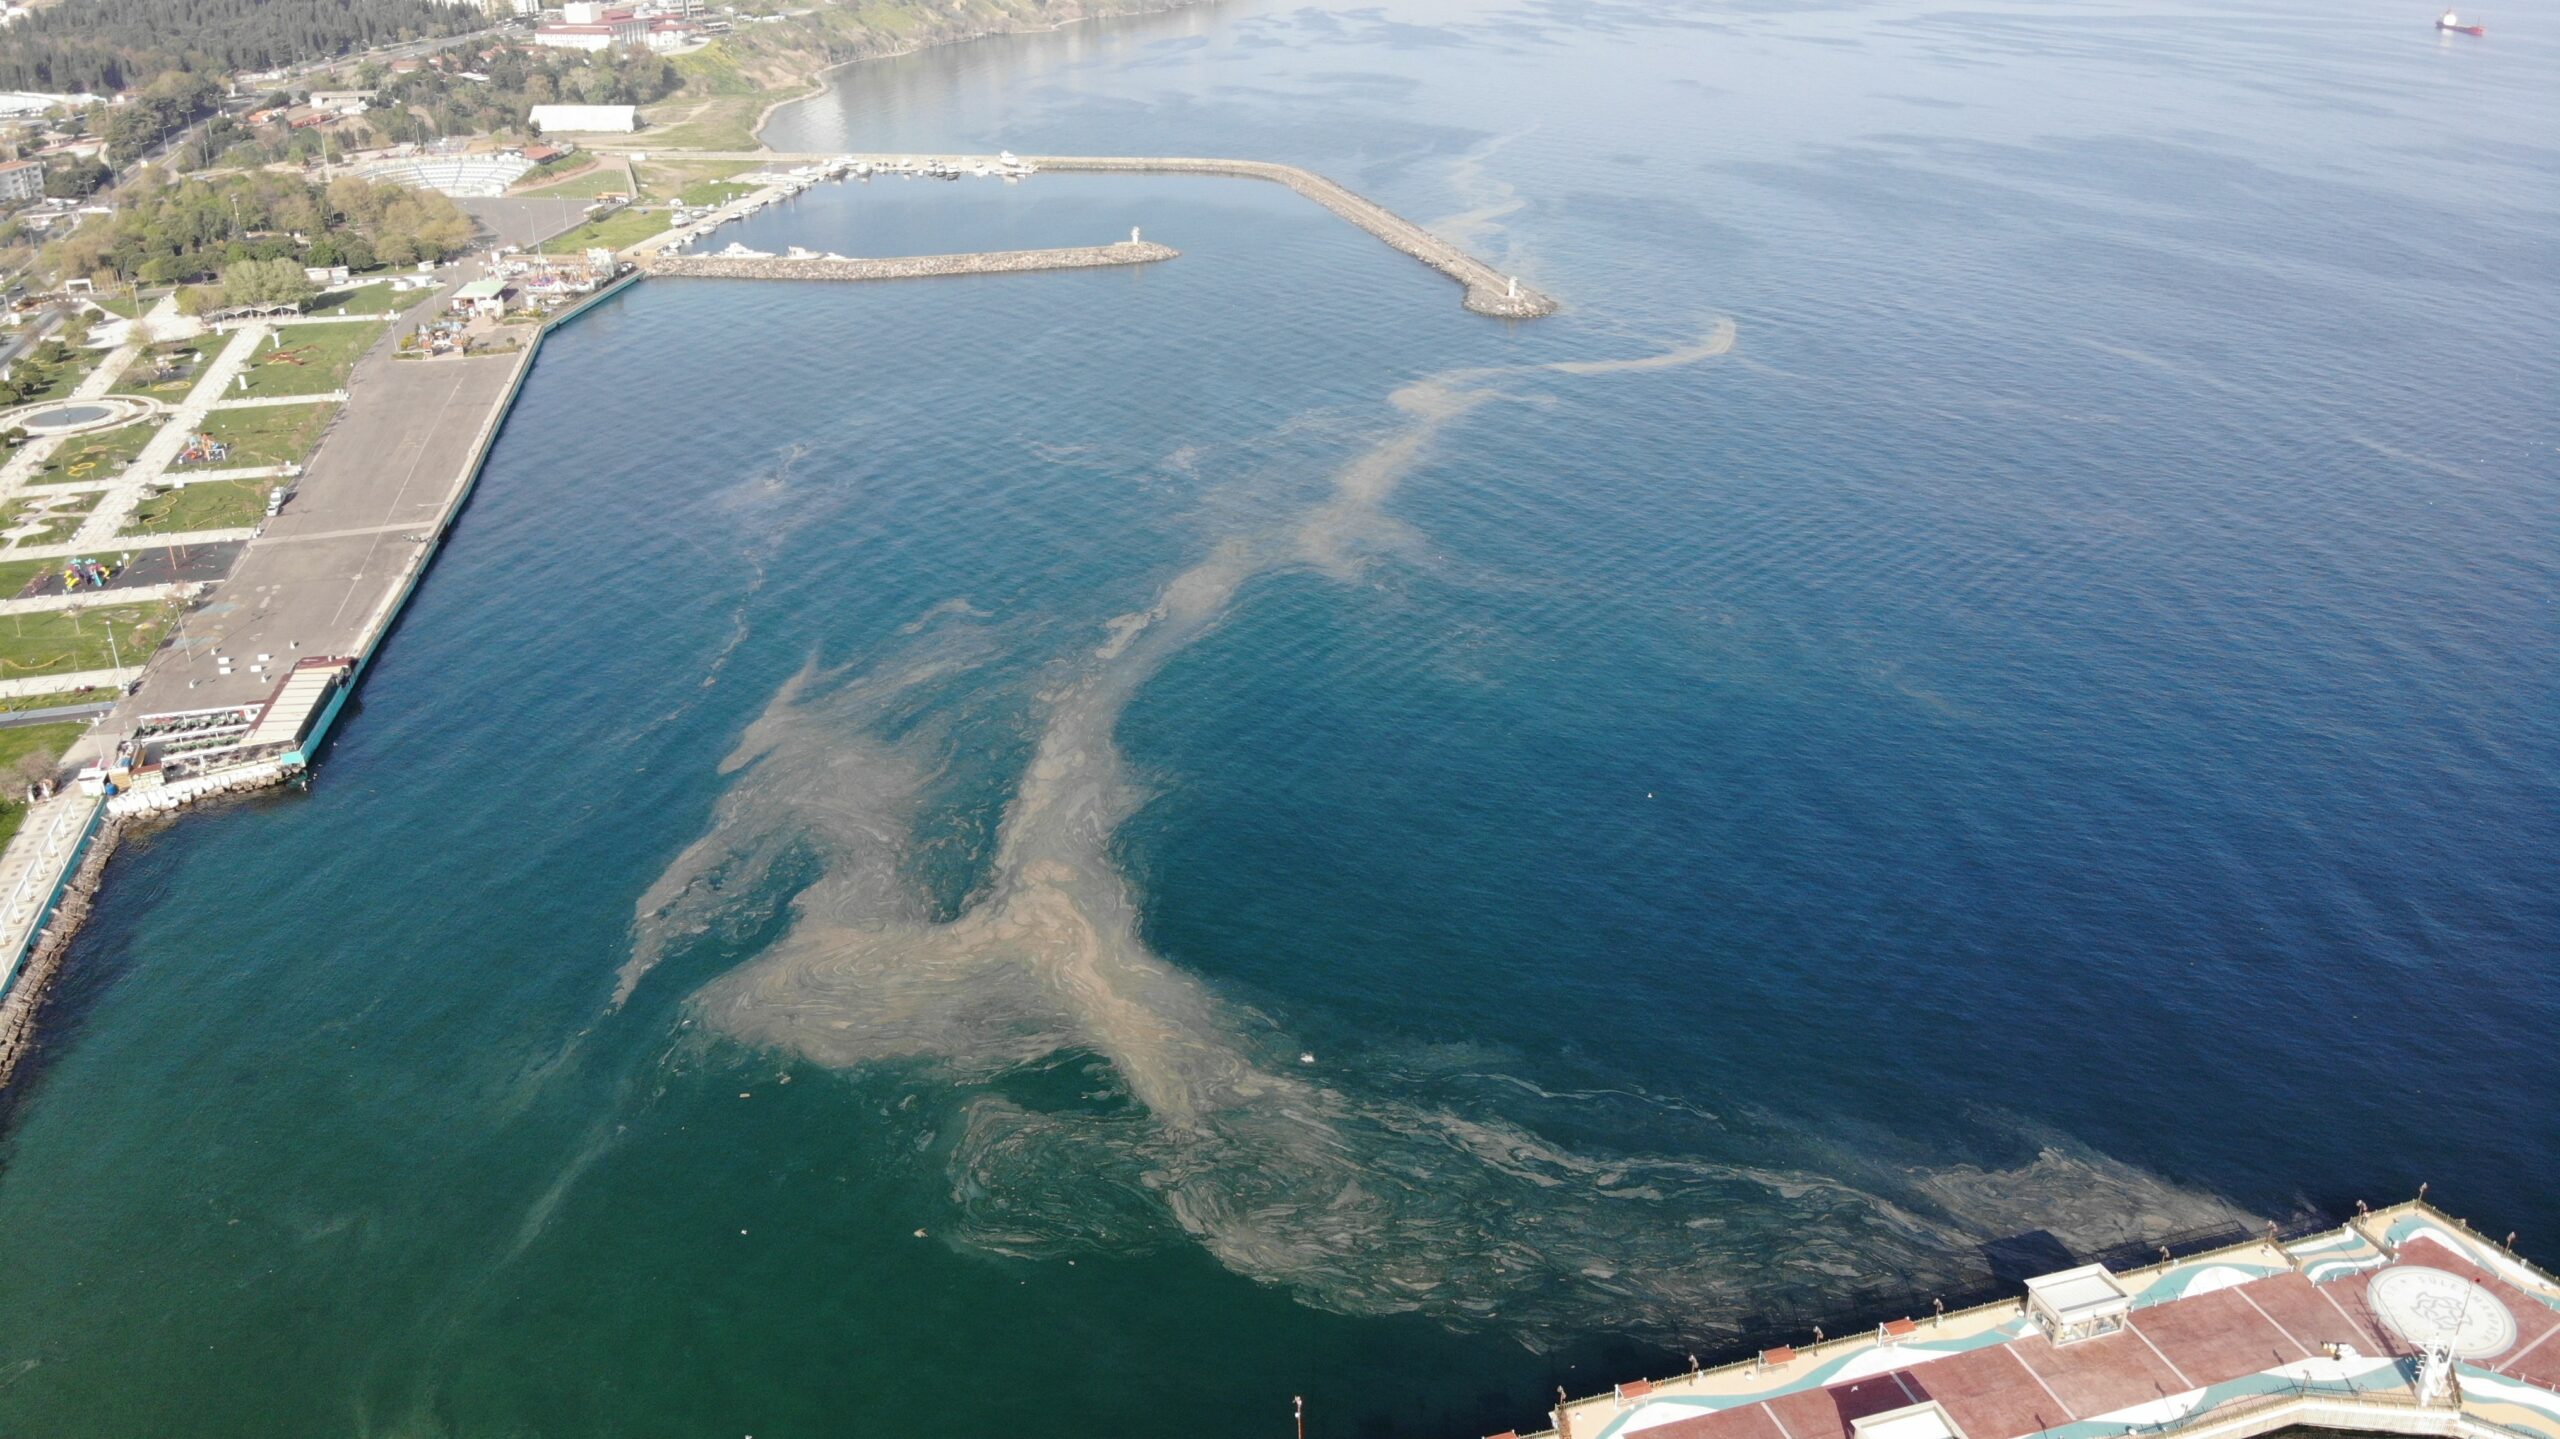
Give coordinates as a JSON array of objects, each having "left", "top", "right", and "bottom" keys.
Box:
[
  {"left": 741, "top": 0, "right": 1212, "bottom": 147},
  {"left": 0, "top": 223, "right": 629, "bottom": 1095}
]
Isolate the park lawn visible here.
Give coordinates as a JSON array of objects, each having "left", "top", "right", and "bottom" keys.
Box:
[
  {"left": 305, "top": 284, "right": 408, "bottom": 317},
  {"left": 0, "top": 686, "right": 116, "bottom": 714},
  {"left": 676, "top": 180, "right": 756, "bottom": 209},
  {"left": 8, "top": 488, "right": 103, "bottom": 546},
  {"left": 114, "top": 335, "right": 231, "bottom": 397},
  {"left": 11, "top": 345, "right": 103, "bottom": 405},
  {"left": 196, "top": 401, "right": 335, "bottom": 469},
  {"left": 0, "top": 718, "right": 89, "bottom": 844},
  {"left": 538, "top": 206, "right": 676, "bottom": 256},
  {"left": 34, "top": 419, "right": 165, "bottom": 484},
  {"left": 232, "top": 322, "right": 388, "bottom": 398},
  {"left": 122, "top": 478, "right": 270, "bottom": 536},
  {"left": 0, "top": 599, "right": 173, "bottom": 683},
  {"left": 636, "top": 91, "right": 766, "bottom": 152},
  {"left": 0, "top": 557, "right": 56, "bottom": 596},
  {"left": 520, "top": 164, "right": 633, "bottom": 200},
  {"left": 633, "top": 155, "right": 756, "bottom": 197}
]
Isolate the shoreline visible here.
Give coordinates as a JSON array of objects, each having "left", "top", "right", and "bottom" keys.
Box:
[
  {"left": 742, "top": 0, "right": 1213, "bottom": 147},
  {"left": 0, "top": 231, "right": 634, "bottom": 1094}
]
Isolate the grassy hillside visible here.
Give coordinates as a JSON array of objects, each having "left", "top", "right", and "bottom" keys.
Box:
[{"left": 641, "top": 0, "right": 1206, "bottom": 148}]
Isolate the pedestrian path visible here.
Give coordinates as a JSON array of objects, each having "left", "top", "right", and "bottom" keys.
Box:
[
  {"left": 0, "top": 668, "right": 132, "bottom": 700},
  {"left": 161, "top": 463, "right": 297, "bottom": 486},
  {"left": 0, "top": 330, "right": 151, "bottom": 498},
  {"left": 5, "top": 527, "right": 256, "bottom": 562},
  {"left": 0, "top": 582, "right": 183, "bottom": 617},
  {"left": 66, "top": 322, "right": 271, "bottom": 548},
  {"left": 0, "top": 789, "right": 102, "bottom": 996},
  {"left": 206, "top": 391, "right": 347, "bottom": 410}
]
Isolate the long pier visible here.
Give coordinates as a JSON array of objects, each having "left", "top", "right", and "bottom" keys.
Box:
[
  {"left": 636, "top": 239, "right": 1176, "bottom": 283},
  {"left": 1029, "top": 156, "right": 1554, "bottom": 317},
  {"left": 600, "top": 147, "right": 1559, "bottom": 318}
]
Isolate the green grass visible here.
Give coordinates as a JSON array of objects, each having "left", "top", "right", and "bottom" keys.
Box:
[
  {"left": 0, "top": 602, "right": 174, "bottom": 683},
  {"left": 114, "top": 336, "right": 229, "bottom": 397},
  {"left": 121, "top": 479, "right": 272, "bottom": 536},
  {"left": 194, "top": 401, "right": 334, "bottom": 469},
  {"left": 537, "top": 206, "right": 676, "bottom": 256},
  {"left": 7, "top": 344, "right": 101, "bottom": 406},
  {"left": 8, "top": 489, "right": 103, "bottom": 546},
  {"left": 636, "top": 92, "right": 767, "bottom": 151},
  {"left": 34, "top": 420, "right": 164, "bottom": 483},
  {"left": 230, "top": 322, "right": 387, "bottom": 398},
  {"left": 633, "top": 156, "right": 757, "bottom": 198},
  {"left": 304, "top": 284, "right": 408, "bottom": 317},
  {"left": 0, "top": 686, "right": 116, "bottom": 714},
  {"left": 83, "top": 289, "right": 147, "bottom": 318},
  {"left": 520, "top": 164, "right": 633, "bottom": 200},
  {"left": 0, "top": 557, "right": 57, "bottom": 597},
  {"left": 675, "top": 180, "right": 756, "bottom": 209},
  {"left": 0, "top": 717, "right": 89, "bottom": 844}
]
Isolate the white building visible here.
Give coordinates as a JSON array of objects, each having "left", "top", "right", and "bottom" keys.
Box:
[
  {"left": 527, "top": 103, "right": 640, "bottom": 133},
  {"left": 532, "top": 10, "right": 648, "bottom": 50},
  {"left": 0, "top": 158, "right": 43, "bottom": 203}
]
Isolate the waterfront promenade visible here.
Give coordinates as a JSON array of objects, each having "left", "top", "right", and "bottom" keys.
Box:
[{"left": 1514, "top": 1201, "right": 2560, "bottom": 1439}]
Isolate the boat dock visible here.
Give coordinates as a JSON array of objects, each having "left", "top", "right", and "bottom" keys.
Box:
[
  {"left": 636, "top": 238, "right": 1177, "bottom": 284},
  {"left": 1511, "top": 1200, "right": 2560, "bottom": 1439}
]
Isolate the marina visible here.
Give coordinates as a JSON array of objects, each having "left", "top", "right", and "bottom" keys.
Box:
[{"left": 604, "top": 148, "right": 1560, "bottom": 316}]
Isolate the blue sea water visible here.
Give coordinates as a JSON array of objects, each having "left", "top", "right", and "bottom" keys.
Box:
[{"left": 0, "top": 0, "right": 2553, "bottom": 1431}]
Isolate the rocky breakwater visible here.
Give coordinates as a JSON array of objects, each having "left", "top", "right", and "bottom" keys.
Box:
[
  {"left": 1031, "top": 156, "right": 1559, "bottom": 318},
  {"left": 638, "top": 240, "right": 1178, "bottom": 284}
]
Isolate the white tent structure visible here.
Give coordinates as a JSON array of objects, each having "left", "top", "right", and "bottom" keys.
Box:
[{"left": 2024, "top": 1264, "right": 2133, "bottom": 1346}]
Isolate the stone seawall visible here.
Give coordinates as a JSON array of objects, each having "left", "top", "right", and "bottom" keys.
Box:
[
  {"left": 1028, "top": 156, "right": 1556, "bottom": 317},
  {"left": 638, "top": 241, "right": 1178, "bottom": 283}
]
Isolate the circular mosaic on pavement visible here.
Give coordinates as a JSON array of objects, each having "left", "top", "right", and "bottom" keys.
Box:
[{"left": 2369, "top": 1264, "right": 2517, "bottom": 1357}]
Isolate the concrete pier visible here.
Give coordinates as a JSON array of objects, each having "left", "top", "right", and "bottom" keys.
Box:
[
  {"left": 637, "top": 239, "right": 1177, "bottom": 283},
  {"left": 1031, "top": 156, "right": 1556, "bottom": 317}
]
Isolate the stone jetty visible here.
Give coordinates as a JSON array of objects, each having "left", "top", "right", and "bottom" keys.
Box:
[
  {"left": 637, "top": 240, "right": 1178, "bottom": 284},
  {"left": 1031, "top": 156, "right": 1557, "bottom": 318}
]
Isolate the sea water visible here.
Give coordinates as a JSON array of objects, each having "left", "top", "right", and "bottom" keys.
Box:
[{"left": 0, "top": 0, "right": 2552, "bottom": 1431}]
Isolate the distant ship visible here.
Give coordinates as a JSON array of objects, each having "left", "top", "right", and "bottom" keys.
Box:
[{"left": 2436, "top": 9, "right": 2485, "bottom": 33}]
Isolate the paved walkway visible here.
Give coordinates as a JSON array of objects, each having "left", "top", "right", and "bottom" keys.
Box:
[
  {"left": 0, "top": 669, "right": 134, "bottom": 700},
  {"left": 0, "top": 790, "right": 101, "bottom": 995},
  {"left": 64, "top": 322, "right": 271, "bottom": 549},
  {"left": 0, "top": 327, "right": 152, "bottom": 510},
  {"left": 5, "top": 528, "right": 255, "bottom": 563},
  {"left": 0, "top": 582, "right": 183, "bottom": 617},
  {"left": 206, "top": 391, "right": 347, "bottom": 410},
  {"left": 160, "top": 463, "right": 296, "bottom": 486}
]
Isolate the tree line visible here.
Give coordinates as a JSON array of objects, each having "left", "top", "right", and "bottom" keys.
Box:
[
  {"left": 41, "top": 169, "right": 476, "bottom": 287},
  {"left": 0, "top": 0, "right": 481, "bottom": 95}
]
